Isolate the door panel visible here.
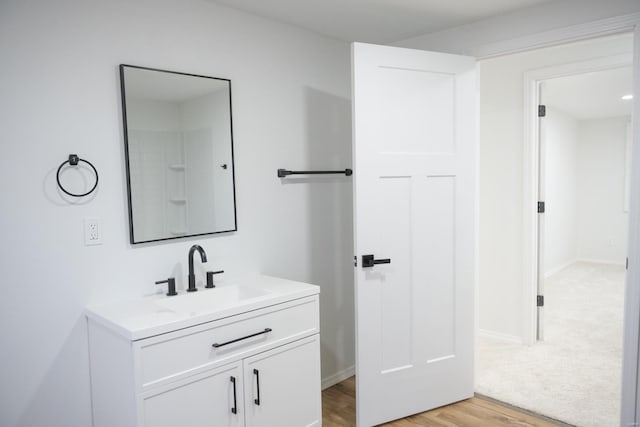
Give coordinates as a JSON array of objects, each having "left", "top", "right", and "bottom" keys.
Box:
[
  {"left": 142, "top": 362, "right": 243, "bottom": 427},
  {"left": 377, "top": 176, "right": 412, "bottom": 372},
  {"left": 352, "top": 42, "right": 476, "bottom": 427},
  {"left": 423, "top": 176, "right": 456, "bottom": 362},
  {"left": 376, "top": 68, "right": 456, "bottom": 153},
  {"left": 243, "top": 336, "right": 321, "bottom": 427}
]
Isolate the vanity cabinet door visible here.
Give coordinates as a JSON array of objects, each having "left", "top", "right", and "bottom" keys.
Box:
[
  {"left": 243, "top": 335, "right": 321, "bottom": 427},
  {"left": 142, "top": 362, "right": 244, "bottom": 427}
]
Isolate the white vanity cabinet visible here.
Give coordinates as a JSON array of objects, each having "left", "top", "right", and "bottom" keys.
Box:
[
  {"left": 86, "top": 275, "right": 321, "bottom": 427},
  {"left": 142, "top": 361, "right": 244, "bottom": 427},
  {"left": 140, "top": 335, "right": 320, "bottom": 427},
  {"left": 243, "top": 336, "right": 320, "bottom": 427}
]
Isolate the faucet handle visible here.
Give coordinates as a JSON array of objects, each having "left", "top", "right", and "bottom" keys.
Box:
[
  {"left": 155, "top": 277, "right": 177, "bottom": 296},
  {"left": 205, "top": 270, "right": 224, "bottom": 288}
]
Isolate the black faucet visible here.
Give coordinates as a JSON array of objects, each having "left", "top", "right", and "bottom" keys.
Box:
[{"left": 187, "top": 244, "right": 208, "bottom": 292}]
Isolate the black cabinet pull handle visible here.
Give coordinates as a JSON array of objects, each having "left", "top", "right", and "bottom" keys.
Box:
[
  {"left": 230, "top": 376, "right": 237, "bottom": 414},
  {"left": 253, "top": 369, "right": 261, "bottom": 405},
  {"left": 362, "top": 254, "right": 391, "bottom": 268},
  {"left": 212, "top": 328, "right": 272, "bottom": 348}
]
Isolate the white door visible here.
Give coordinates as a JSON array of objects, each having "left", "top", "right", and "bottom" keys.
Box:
[
  {"left": 244, "top": 335, "right": 321, "bottom": 427},
  {"left": 352, "top": 42, "right": 476, "bottom": 426},
  {"left": 142, "top": 362, "right": 244, "bottom": 427}
]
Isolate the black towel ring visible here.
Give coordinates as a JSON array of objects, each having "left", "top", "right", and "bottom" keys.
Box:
[{"left": 56, "top": 154, "right": 99, "bottom": 197}]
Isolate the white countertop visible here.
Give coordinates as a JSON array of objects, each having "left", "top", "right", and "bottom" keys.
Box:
[{"left": 85, "top": 273, "right": 320, "bottom": 341}]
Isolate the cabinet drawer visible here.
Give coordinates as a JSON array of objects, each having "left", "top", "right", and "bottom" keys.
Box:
[{"left": 136, "top": 296, "right": 318, "bottom": 389}]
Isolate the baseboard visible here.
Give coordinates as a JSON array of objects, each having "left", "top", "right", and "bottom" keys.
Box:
[
  {"left": 544, "top": 258, "right": 626, "bottom": 278},
  {"left": 576, "top": 258, "right": 626, "bottom": 267},
  {"left": 322, "top": 365, "right": 355, "bottom": 390},
  {"left": 544, "top": 259, "right": 578, "bottom": 279},
  {"left": 478, "top": 329, "right": 522, "bottom": 344}
]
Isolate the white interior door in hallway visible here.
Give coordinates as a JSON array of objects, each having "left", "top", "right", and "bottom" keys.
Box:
[{"left": 352, "top": 42, "right": 476, "bottom": 427}]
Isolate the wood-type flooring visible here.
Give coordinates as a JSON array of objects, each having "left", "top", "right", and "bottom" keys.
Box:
[{"left": 322, "top": 377, "right": 568, "bottom": 426}]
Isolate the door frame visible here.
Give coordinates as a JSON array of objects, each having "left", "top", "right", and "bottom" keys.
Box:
[
  {"left": 468, "top": 13, "right": 640, "bottom": 425},
  {"left": 622, "top": 30, "right": 640, "bottom": 423},
  {"left": 522, "top": 52, "right": 634, "bottom": 346}
]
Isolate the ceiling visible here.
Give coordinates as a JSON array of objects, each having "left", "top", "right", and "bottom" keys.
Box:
[
  {"left": 544, "top": 67, "right": 633, "bottom": 120},
  {"left": 208, "top": 0, "right": 559, "bottom": 44}
]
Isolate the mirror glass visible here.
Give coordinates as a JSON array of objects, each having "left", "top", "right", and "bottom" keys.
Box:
[{"left": 120, "top": 65, "right": 237, "bottom": 244}]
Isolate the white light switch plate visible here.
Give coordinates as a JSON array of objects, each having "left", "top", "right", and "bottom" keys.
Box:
[{"left": 84, "top": 217, "right": 102, "bottom": 245}]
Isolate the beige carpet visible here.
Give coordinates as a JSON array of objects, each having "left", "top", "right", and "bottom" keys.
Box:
[{"left": 476, "top": 262, "right": 625, "bottom": 427}]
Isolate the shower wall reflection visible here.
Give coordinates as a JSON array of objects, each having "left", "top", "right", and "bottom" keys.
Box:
[{"left": 121, "top": 65, "right": 237, "bottom": 243}]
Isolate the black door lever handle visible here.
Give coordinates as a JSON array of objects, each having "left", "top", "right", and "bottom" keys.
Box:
[{"left": 362, "top": 254, "right": 391, "bottom": 268}]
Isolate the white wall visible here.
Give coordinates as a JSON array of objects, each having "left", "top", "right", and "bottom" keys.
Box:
[
  {"left": 395, "top": 0, "right": 640, "bottom": 55},
  {"left": 543, "top": 107, "right": 579, "bottom": 276},
  {"left": 576, "top": 117, "right": 630, "bottom": 264},
  {"left": 0, "top": 1, "right": 353, "bottom": 426},
  {"left": 542, "top": 111, "right": 629, "bottom": 276},
  {"left": 476, "top": 36, "right": 632, "bottom": 339}
]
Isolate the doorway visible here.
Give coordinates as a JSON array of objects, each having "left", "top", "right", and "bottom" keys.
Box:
[
  {"left": 537, "top": 68, "right": 631, "bottom": 340},
  {"left": 476, "top": 35, "right": 633, "bottom": 427},
  {"left": 346, "top": 29, "right": 640, "bottom": 426}
]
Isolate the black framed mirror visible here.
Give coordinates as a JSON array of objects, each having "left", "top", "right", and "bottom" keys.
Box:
[{"left": 120, "top": 64, "right": 237, "bottom": 244}]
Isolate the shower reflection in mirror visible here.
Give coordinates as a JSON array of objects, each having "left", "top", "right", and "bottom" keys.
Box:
[{"left": 120, "top": 65, "right": 237, "bottom": 244}]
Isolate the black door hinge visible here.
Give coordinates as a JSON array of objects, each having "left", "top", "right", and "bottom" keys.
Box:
[
  {"left": 354, "top": 256, "right": 357, "bottom": 267},
  {"left": 537, "top": 295, "right": 544, "bottom": 307},
  {"left": 538, "top": 105, "right": 546, "bottom": 117},
  {"left": 538, "top": 201, "right": 545, "bottom": 213}
]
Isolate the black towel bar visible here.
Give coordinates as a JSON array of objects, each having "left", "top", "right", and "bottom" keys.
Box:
[{"left": 277, "top": 168, "right": 352, "bottom": 178}]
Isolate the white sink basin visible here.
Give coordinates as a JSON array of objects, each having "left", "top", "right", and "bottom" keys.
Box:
[
  {"left": 154, "top": 285, "right": 270, "bottom": 314},
  {"left": 85, "top": 273, "right": 320, "bottom": 340}
]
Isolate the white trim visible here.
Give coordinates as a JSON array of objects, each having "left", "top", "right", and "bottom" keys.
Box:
[
  {"left": 478, "top": 329, "right": 522, "bottom": 345},
  {"left": 522, "top": 71, "right": 539, "bottom": 346},
  {"left": 322, "top": 365, "right": 355, "bottom": 390},
  {"left": 626, "top": 119, "right": 633, "bottom": 213},
  {"left": 543, "top": 259, "right": 627, "bottom": 279},
  {"left": 476, "top": 13, "right": 640, "bottom": 59},
  {"left": 576, "top": 258, "right": 627, "bottom": 267},
  {"left": 522, "top": 54, "right": 633, "bottom": 347},
  {"left": 621, "top": 26, "right": 640, "bottom": 427}
]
